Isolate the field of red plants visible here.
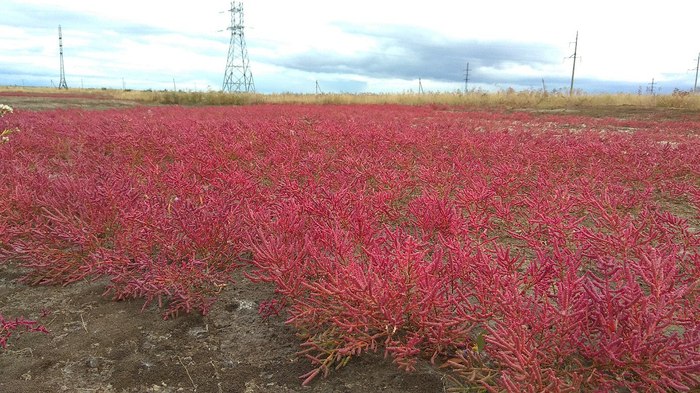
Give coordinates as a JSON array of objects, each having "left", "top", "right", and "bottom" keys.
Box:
[{"left": 1, "top": 104, "right": 699, "bottom": 391}]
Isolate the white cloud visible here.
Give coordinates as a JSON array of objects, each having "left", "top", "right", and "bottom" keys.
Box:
[{"left": 1, "top": 0, "right": 698, "bottom": 92}]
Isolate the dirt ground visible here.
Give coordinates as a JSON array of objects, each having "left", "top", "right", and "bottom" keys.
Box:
[
  {"left": 0, "top": 92, "right": 140, "bottom": 111},
  {"left": 0, "top": 264, "right": 447, "bottom": 393}
]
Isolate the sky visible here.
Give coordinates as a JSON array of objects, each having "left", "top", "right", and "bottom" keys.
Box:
[{"left": 0, "top": 0, "right": 698, "bottom": 94}]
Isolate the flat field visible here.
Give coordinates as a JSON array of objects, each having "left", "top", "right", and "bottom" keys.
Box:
[{"left": 1, "top": 97, "right": 699, "bottom": 392}]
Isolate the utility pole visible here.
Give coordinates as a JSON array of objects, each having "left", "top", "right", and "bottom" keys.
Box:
[
  {"left": 694, "top": 52, "right": 699, "bottom": 93},
  {"left": 418, "top": 78, "right": 424, "bottom": 94},
  {"left": 173, "top": 77, "right": 177, "bottom": 91},
  {"left": 315, "top": 80, "right": 322, "bottom": 94},
  {"left": 222, "top": 1, "right": 255, "bottom": 93},
  {"left": 541, "top": 78, "right": 547, "bottom": 94},
  {"left": 568, "top": 31, "right": 579, "bottom": 96},
  {"left": 464, "top": 62, "right": 470, "bottom": 93},
  {"left": 58, "top": 25, "right": 68, "bottom": 89},
  {"left": 648, "top": 78, "right": 656, "bottom": 95}
]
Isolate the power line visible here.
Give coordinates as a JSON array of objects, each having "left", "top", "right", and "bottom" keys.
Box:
[
  {"left": 464, "top": 62, "right": 470, "bottom": 93},
  {"left": 648, "top": 78, "right": 656, "bottom": 95},
  {"left": 222, "top": 1, "right": 255, "bottom": 93},
  {"left": 58, "top": 25, "right": 68, "bottom": 89},
  {"left": 694, "top": 52, "right": 699, "bottom": 93},
  {"left": 567, "top": 31, "right": 579, "bottom": 96}
]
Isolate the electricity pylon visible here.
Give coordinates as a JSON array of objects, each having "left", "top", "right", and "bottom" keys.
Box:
[
  {"left": 58, "top": 25, "right": 68, "bottom": 89},
  {"left": 222, "top": 1, "right": 254, "bottom": 93}
]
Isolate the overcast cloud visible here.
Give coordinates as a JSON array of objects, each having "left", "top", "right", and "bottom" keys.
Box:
[
  {"left": 1, "top": 0, "right": 698, "bottom": 93},
  {"left": 272, "top": 24, "right": 562, "bottom": 86}
]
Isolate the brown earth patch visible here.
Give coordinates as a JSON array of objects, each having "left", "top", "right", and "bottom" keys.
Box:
[{"left": 0, "top": 264, "right": 448, "bottom": 393}]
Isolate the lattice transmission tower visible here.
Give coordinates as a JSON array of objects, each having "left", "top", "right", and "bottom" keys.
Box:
[
  {"left": 58, "top": 25, "right": 68, "bottom": 89},
  {"left": 222, "top": 1, "right": 254, "bottom": 93}
]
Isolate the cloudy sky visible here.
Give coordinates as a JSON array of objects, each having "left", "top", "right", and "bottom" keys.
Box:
[{"left": 1, "top": 0, "right": 698, "bottom": 94}]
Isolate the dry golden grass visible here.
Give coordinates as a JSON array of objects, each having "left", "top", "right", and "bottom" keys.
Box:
[
  {"left": 117, "top": 89, "right": 700, "bottom": 110},
  {"left": 2, "top": 85, "right": 700, "bottom": 111}
]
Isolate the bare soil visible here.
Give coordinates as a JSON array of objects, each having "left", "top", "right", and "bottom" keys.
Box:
[
  {"left": 0, "top": 264, "right": 447, "bottom": 393},
  {"left": 0, "top": 92, "right": 140, "bottom": 111},
  {"left": 507, "top": 105, "right": 700, "bottom": 122}
]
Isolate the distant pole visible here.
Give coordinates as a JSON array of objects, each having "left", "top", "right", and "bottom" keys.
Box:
[
  {"left": 541, "top": 78, "right": 547, "bottom": 93},
  {"left": 464, "top": 62, "right": 470, "bottom": 93},
  {"left": 315, "top": 80, "right": 322, "bottom": 94},
  {"left": 122, "top": 77, "right": 126, "bottom": 90},
  {"left": 173, "top": 77, "right": 177, "bottom": 91},
  {"left": 418, "top": 78, "right": 424, "bottom": 94},
  {"left": 694, "top": 52, "right": 699, "bottom": 93},
  {"left": 649, "top": 78, "right": 655, "bottom": 95},
  {"left": 568, "top": 31, "right": 578, "bottom": 96},
  {"left": 58, "top": 25, "right": 68, "bottom": 89}
]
